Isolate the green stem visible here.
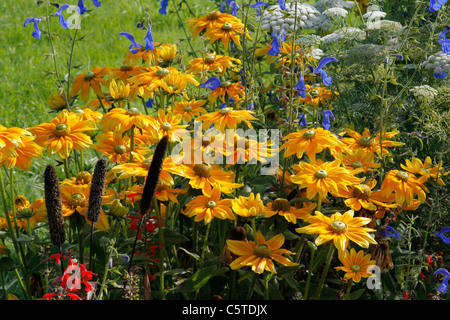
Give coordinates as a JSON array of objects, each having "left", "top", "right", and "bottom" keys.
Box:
[
  {"left": 246, "top": 272, "right": 258, "bottom": 300},
  {"left": 315, "top": 244, "right": 335, "bottom": 300},
  {"left": 129, "top": 125, "right": 135, "bottom": 163},
  {"left": 199, "top": 222, "right": 211, "bottom": 269},
  {"left": 63, "top": 158, "right": 70, "bottom": 179},
  {"left": 154, "top": 198, "right": 166, "bottom": 300},
  {"left": 303, "top": 244, "right": 316, "bottom": 300}
]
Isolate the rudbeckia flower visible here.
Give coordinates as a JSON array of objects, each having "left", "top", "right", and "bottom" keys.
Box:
[
  {"left": 296, "top": 209, "right": 377, "bottom": 251},
  {"left": 232, "top": 193, "right": 264, "bottom": 217},
  {"left": 173, "top": 99, "right": 207, "bottom": 122},
  {"left": 92, "top": 131, "right": 148, "bottom": 164},
  {"left": 28, "top": 110, "right": 97, "bottom": 159},
  {"left": 380, "top": 169, "right": 428, "bottom": 206},
  {"left": 296, "top": 85, "right": 337, "bottom": 107},
  {"left": 69, "top": 67, "right": 110, "bottom": 102},
  {"left": 400, "top": 157, "right": 449, "bottom": 186},
  {"left": 186, "top": 52, "right": 241, "bottom": 76},
  {"left": 341, "top": 128, "right": 405, "bottom": 156},
  {"left": 0, "top": 135, "right": 43, "bottom": 171},
  {"left": 335, "top": 248, "right": 377, "bottom": 283},
  {"left": 152, "top": 109, "right": 189, "bottom": 143},
  {"left": 196, "top": 107, "right": 257, "bottom": 132},
  {"left": 280, "top": 127, "right": 346, "bottom": 163},
  {"left": 180, "top": 163, "right": 242, "bottom": 197},
  {"left": 226, "top": 231, "right": 298, "bottom": 274},
  {"left": 204, "top": 18, "right": 250, "bottom": 50},
  {"left": 109, "top": 65, "right": 147, "bottom": 82},
  {"left": 200, "top": 77, "right": 246, "bottom": 106},
  {"left": 290, "top": 160, "right": 365, "bottom": 201},
  {"left": 340, "top": 149, "right": 381, "bottom": 173},
  {"left": 183, "top": 188, "right": 235, "bottom": 224},
  {"left": 224, "top": 131, "right": 275, "bottom": 165},
  {"left": 186, "top": 10, "right": 239, "bottom": 38},
  {"left": 99, "top": 107, "right": 156, "bottom": 133},
  {"left": 263, "top": 198, "right": 316, "bottom": 224}
]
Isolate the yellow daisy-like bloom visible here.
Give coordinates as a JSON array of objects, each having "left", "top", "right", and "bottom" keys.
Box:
[
  {"left": 108, "top": 79, "right": 133, "bottom": 102},
  {"left": 263, "top": 198, "right": 317, "bottom": 224},
  {"left": 196, "top": 107, "right": 258, "bottom": 132},
  {"left": 186, "top": 10, "right": 239, "bottom": 38},
  {"left": 400, "top": 157, "right": 449, "bottom": 186},
  {"left": 0, "top": 135, "right": 43, "bottom": 171},
  {"left": 295, "top": 209, "right": 377, "bottom": 251},
  {"left": 86, "top": 94, "right": 113, "bottom": 111},
  {"left": 154, "top": 43, "right": 178, "bottom": 67},
  {"left": 340, "top": 149, "right": 381, "bottom": 173},
  {"left": 335, "top": 248, "right": 377, "bottom": 283},
  {"left": 290, "top": 160, "right": 365, "bottom": 200},
  {"left": 151, "top": 109, "right": 189, "bottom": 143},
  {"left": 173, "top": 99, "right": 207, "bottom": 122},
  {"left": 74, "top": 108, "right": 103, "bottom": 124},
  {"left": 296, "top": 85, "right": 337, "bottom": 107},
  {"left": 226, "top": 231, "right": 298, "bottom": 274},
  {"left": 60, "top": 184, "right": 109, "bottom": 231},
  {"left": 204, "top": 18, "right": 250, "bottom": 50},
  {"left": 339, "top": 179, "right": 397, "bottom": 212},
  {"left": 224, "top": 131, "right": 275, "bottom": 165},
  {"left": 183, "top": 188, "right": 235, "bottom": 224},
  {"left": 121, "top": 43, "right": 171, "bottom": 66},
  {"left": 28, "top": 110, "right": 97, "bottom": 159},
  {"left": 155, "top": 182, "right": 187, "bottom": 204},
  {"left": 380, "top": 169, "right": 428, "bottom": 207},
  {"left": 232, "top": 193, "right": 264, "bottom": 217},
  {"left": 207, "top": 81, "right": 246, "bottom": 106},
  {"left": 99, "top": 107, "right": 156, "bottom": 133},
  {"left": 159, "top": 72, "right": 191, "bottom": 95},
  {"left": 109, "top": 64, "right": 147, "bottom": 82},
  {"left": 1, "top": 195, "right": 47, "bottom": 231},
  {"left": 69, "top": 67, "right": 110, "bottom": 102},
  {"left": 92, "top": 131, "right": 148, "bottom": 164},
  {"left": 0, "top": 126, "right": 31, "bottom": 158},
  {"left": 281, "top": 127, "right": 347, "bottom": 163},
  {"left": 181, "top": 163, "right": 242, "bottom": 197},
  {"left": 186, "top": 52, "right": 241, "bottom": 76},
  {"left": 341, "top": 128, "right": 405, "bottom": 156},
  {"left": 47, "top": 91, "right": 68, "bottom": 111}
]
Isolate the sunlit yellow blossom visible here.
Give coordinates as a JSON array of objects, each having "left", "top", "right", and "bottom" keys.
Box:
[
  {"left": 290, "top": 160, "right": 365, "bottom": 200},
  {"left": 0, "top": 135, "right": 43, "bottom": 171},
  {"left": 400, "top": 157, "right": 449, "bottom": 186},
  {"left": 151, "top": 109, "right": 189, "bottom": 143},
  {"left": 108, "top": 79, "right": 132, "bottom": 101},
  {"left": 186, "top": 10, "right": 239, "bottom": 38},
  {"left": 380, "top": 169, "right": 428, "bottom": 207},
  {"left": 340, "top": 149, "right": 381, "bottom": 173},
  {"left": 99, "top": 107, "right": 156, "bottom": 133},
  {"left": 224, "top": 131, "right": 275, "bottom": 165},
  {"left": 281, "top": 127, "right": 347, "bottom": 163},
  {"left": 186, "top": 52, "right": 241, "bottom": 76},
  {"left": 0, "top": 196, "right": 47, "bottom": 231},
  {"left": 173, "top": 99, "right": 207, "bottom": 122},
  {"left": 183, "top": 188, "right": 234, "bottom": 224},
  {"left": 204, "top": 18, "right": 251, "bottom": 50},
  {"left": 263, "top": 198, "right": 316, "bottom": 224},
  {"left": 109, "top": 64, "right": 147, "bottom": 82},
  {"left": 296, "top": 209, "right": 377, "bottom": 251},
  {"left": 47, "top": 91, "right": 68, "bottom": 110},
  {"left": 226, "top": 231, "right": 298, "bottom": 274},
  {"left": 92, "top": 131, "right": 148, "bottom": 164},
  {"left": 335, "top": 248, "right": 377, "bottom": 283},
  {"left": 69, "top": 67, "right": 110, "bottom": 102},
  {"left": 196, "top": 107, "right": 258, "bottom": 132},
  {"left": 28, "top": 110, "right": 97, "bottom": 159},
  {"left": 296, "top": 85, "right": 337, "bottom": 107},
  {"left": 154, "top": 43, "right": 178, "bottom": 66},
  {"left": 232, "top": 193, "right": 264, "bottom": 217},
  {"left": 341, "top": 128, "right": 405, "bottom": 156}
]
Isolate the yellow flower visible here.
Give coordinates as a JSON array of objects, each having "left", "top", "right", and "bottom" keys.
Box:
[
  {"left": 380, "top": 169, "right": 428, "bottom": 207},
  {"left": 340, "top": 149, "right": 381, "bottom": 173},
  {"left": 224, "top": 131, "right": 275, "bottom": 165},
  {"left": 0, "top": 134, "right": 43, "bottom": 171},
  {"left": 208, "top": 81, "right": 246, "bottom": 106},
  {"left": 400, "top": 157, "right": 449, "bottom": 186},
  {"left": 226, "top": 231, "right": 298, "bottom": 274},
  {"left": 69, "top": 67, "right": 110, "bottom": 102},
  {"left": 173, "top": 99, "right": 208, "bottom": 122},
  {"left": 99, "top": 107, "right": 156, "bottom": 133},
  {"left": 47, "top": 91, "right": 69, "bottom": 110},
  {"left": 183, "top": 188, "right": 235, "bottom": 224},
  {"left": 281, "top": 127, "right": 346, "bottom": 163},
  {"left": 296, "top": 85, "right": 337, "bottom": 107},
  {"left": 341, "top": 128, "right": 405, "bottom": 156},
  {"left": 204, "top": 18, "right": 250, "bottom": 50},
  {"left": 263, "top": 198, "right": 316, "bottom": 224},
  {"left": 196, "top": 107, "right": 258, "bottom": 132},
  {"left": 335, "top": 248, "right": 377, "bottom": 283},
  {"left": 154, "top": 43, "right": 178, "bottom": 67},
  {"left": 1, "top": 196, "right": 47, "bottom": 231},
  {"left": 186, "top": 52, "right": 241, "bottom": 76},
  {"left": 290, "top": 160, "right": 365, "bottom": 200},
  {"left": 155, "top": 182, "right": 187, "bottom": 204},
  {"left": 109, "top": 64, "right": 147, "bottom": 82},
  {"left": 295, "top": 209, "right": 377, "bottom": 251},
  {"left": 232, "top": 193, "right": 264, "bottom": 217},
  {"left": 181, "top": 163, "right": 242, "bottom": 197},
  {"left": 186, "top": 10, "right": 239, "bottom": 38},
  {"left": 92, "top": 131, "right": 148, "bottom": 164},
  {"left": 28, "top": 110, "right": 97, "bottom": 159},
  {"left": 339, "top": 179, "right": 397, "bottom": 212},
  {"left": 108, "top": 79, "right": 132, "bottom": 101},
  {"left": 152, "top": 109, "right": 189, "bottom": 143}
]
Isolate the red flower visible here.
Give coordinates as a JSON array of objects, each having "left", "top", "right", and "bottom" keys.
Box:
[
  {"left": 59, "top": 259, "right": 96, "bottom": 293},
  {"left": 49, "top": 254, "right": 65, "bottom": 265}
]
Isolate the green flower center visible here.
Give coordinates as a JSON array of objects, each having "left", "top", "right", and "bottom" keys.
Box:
[
  {"left": 253, "top": 243, "right": 272, "bottom": 258},
  {"left": 114, "top": 145, "right": 128, "bottom": 155},
  {"left": 193, "top": 163, "right": 213, "bottom": 178},
  {"left": 206, "top": 201, "right": 217, "bottom": 209},
  {"left": 218, "top": 107, "right": 232, "bottom": 115},
  {"left": 303, "top": 130, "right": 316, "bottom": 139},
  {"left": 126, "top": 108, "right": 142, "bottom": 116},
  {"left": 76, "top": 171, "right": 92, "bottom": 184},
  {"left": 220, "top": 81, "right": 232, "bottom": 88},
  {"left": 54, "top": 123, "right": 70, "bottom": 137},
  {"left": 161, "top": 122, "right": 173, "bottom": 131},
  {"left": 315, "top": 169, "right": 328, "bottom": 179},
  {"left": 69, "top": 193, "right": 86, "bottom": 208},
  {"left": 351, "top": 161, "right": 363, "bottom": 169},
  {"left": 350, "top": 264, "right": 361, "bottom": 272},
  {"left": 142, "top": 159, "right": 152, "bottom": 170},
  {"left": 183, "top": 106, "right": 193, "bottom": 112},
  {"left": 396, "top": 171, "right": 410, "bottom": 182},
  {"left": 84, "top": 71, "right": 95, "bottom": 81},
  {"left": 17, "top": 208, "right": 34, "bottom": 219},
  {"left": 359, "top": 136, "right": 375, "bottom": 147},
  {"left": 156, "top": 68, "right": 170, "bottom": 77},
  {"left": 330, "top": 220, "right": 348, "bottom": 234},
  {"left": 221, "top": 23, "right": 233, "bottom": 31}
]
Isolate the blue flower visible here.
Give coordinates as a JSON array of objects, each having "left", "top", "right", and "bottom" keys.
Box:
[
  {"left": 294, "top": 71, "right": 307, "bottom": 98},
  {"left": 278, "top": 0, "right": 285, "bottom": 10},
  {"left": 268, "top": 31, "right": 281, "bottom": 56},
  {"left": 250, "top": 1, "right": 268, "bottom": 17},
  {"left": 146, "top": 98, "right": 154, "bottom": 108},
  {"left": 92, "top": 0, "right": 102, "bottom": 6},
  {"left": 199, "top": 77, "right": 222, "bottom": 90},
  {"left": 321, "top": 110, "right": 335, "bottom": 131},
  {"left": 434, "top": 268, "right": 450, "bottom": 294},
  {"left": 381, "top": 226, "right": 402, "bottom": 239},
  {"left": 78, "top": 0, "right": 87, "bottom": 14},
  {"left": 429, "top": 0, "right": 448, "bottom": 12},
  {"left": 118, "top": 24, "right": 154, "bottom": 54},
  {"left": 298, "top": 112, "right": 307, "bottom": 127},
  {"left": 159, "top": 0, "right": 169, "bottom": 14},
  {"left": 435, "top": 226, "right": 450, "bottom": 244},
  {"left": 54, "top": 4, "right": 73, "bottom": 29},
  {"left": 310, "top": 57, "right": 338, "bottom": 86},
  {"left": 229, "top": 1, "right": 240, "bottom": 16},
  {"left": 24, "top": 17, "right": 42, "bottom": 40},
  {"left": 434, "top": 68, "right": 447, "bottom": 79},
  {"left": 438, "top": 26, "right": 450, "bottom": 54}
]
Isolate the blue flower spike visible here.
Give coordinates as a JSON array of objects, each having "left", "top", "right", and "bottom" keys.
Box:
[
  {"left": 429, "top": 0, "right": 448, "bottom": 12},
  {"left": 435, "top": 226, "right": 450, "bottom": 244},
  {"left": 295, "top": 71, "right": 307, "bottom": 98},
  {"left": 321, "top": 110, "right": 335, "bottom": 131},
  {"left": 24, "top": 17, "right": 42, "bottom": 40},
  {"left": 118, "top": 24, "right": 154, "bottom": 54},
  {"left": 199, "top": 77, "right": 222, "bottom": 91},
  {"left": 312, "top": 57, "right": 338, "bottom": 86},
  {"left": 433, "top": 268, "right": 450, "bottom": 294},
  {"left": 381, "top": 226, "right": 402, "bottom": 239}
]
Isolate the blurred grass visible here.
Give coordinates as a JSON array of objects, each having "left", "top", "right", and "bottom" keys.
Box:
[{"left": 0, "top": 0, "right": 214, "bottom": 199}]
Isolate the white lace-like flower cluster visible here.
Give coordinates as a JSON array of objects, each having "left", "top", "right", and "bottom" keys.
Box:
[
  {"left": 409, "top": 85, "right": 438, "bottom": 105},
  {"left": 321, "top": 27, "right": 366, "bottom": 43},
  {"left": 422, "top": 51, "right": 450, "bottom": 78}
]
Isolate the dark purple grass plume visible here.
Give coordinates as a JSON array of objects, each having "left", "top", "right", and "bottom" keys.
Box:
[
  {"left": 44, "top": 165, "right": 66, "bottom": 247},
  {"left": 87, "top": 158, "right": 107, "bottom": 223}
]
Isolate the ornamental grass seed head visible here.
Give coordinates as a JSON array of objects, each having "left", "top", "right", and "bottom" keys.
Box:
[{"left": 44, "top": 165, "right": 66, "bottom": 247}]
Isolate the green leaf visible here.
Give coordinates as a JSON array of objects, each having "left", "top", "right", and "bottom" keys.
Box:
[
  {"left": 16, "top": 234, "right": 34, "bottom": 242},
  {"left": 0, "top": 257, "right": 15, "bottom": 271},
  {"left": 173, "top": 266, "right": 228, "bottom": 293}
]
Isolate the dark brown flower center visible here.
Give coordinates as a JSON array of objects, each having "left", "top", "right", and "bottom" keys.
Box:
[
  {"left": 253, "top": 243, "right": 272, "bottom": 258},
  {"left": 353, "top": 184, "right": 372, "bottom": 200},
  {"left": 193, "top": 163, "right": 213, "bottom": 178},
  {"left": 271, "top": 198, "right": 291, "bottom": 212},
  {"left": 120, "top": 65, "right": 133, "bottom": 71}
]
